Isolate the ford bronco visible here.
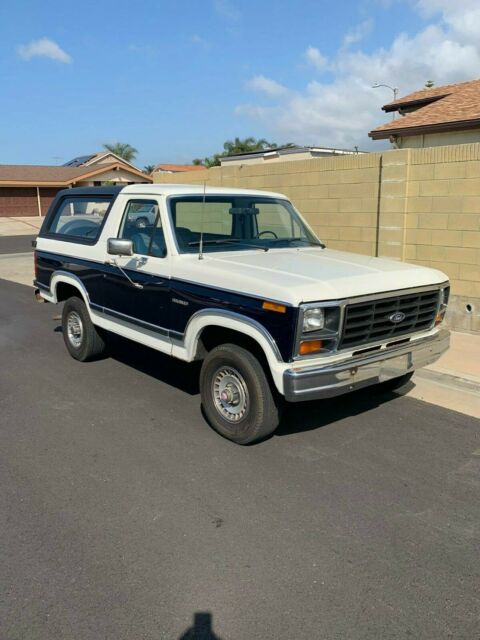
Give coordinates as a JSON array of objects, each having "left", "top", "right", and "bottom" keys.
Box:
[{"left": 34, "top": 184, "right": 450, "bottom": 444}]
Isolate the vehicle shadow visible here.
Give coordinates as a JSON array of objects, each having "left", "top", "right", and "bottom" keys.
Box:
[
  {"left": 54, "top": 325, "right": 414, "bottom": 436},
  {"left": 105, "top": 333, "right": 201, "bottom": 395},
  {"left": 53, "top": 324, "right": 201, "bottom": 394},
  {"left": 275, "top": 381, "right": 414, "bottom": 437}
]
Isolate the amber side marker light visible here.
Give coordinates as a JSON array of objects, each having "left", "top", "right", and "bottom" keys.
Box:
[
  {"left": 435, "top": 312, "right": 445, "bottom": 325},
  {"left": 262, "top": 301, "right": 287, "bottom": 313},
  {"left": 299, "top": 340, "right": 323, "bottom": 355}
]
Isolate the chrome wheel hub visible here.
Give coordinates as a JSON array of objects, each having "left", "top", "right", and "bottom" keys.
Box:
[
  {"left": 212, "top": 367, "right": 249, "bottom": 423},
  {"left": 67, "top": 311, "right": 83, "bottom": 348}
]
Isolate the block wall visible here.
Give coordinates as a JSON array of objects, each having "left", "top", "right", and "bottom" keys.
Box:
[{"left": 154, "top": 144, "right": 480, "bottom": 332}]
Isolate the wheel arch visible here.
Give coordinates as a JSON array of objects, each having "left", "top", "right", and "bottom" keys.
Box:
[
  {"left": 50, "top": 271, "right": 90, "bottom": 308},
  {"left": 182, "top": 309, "right": 285, "bottom": 393}
]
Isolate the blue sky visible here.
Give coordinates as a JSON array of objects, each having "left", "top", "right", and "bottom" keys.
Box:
[{"left": 1, "top": 0, "right": 479, "bottom": 167}]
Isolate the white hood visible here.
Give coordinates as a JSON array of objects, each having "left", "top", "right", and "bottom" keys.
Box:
[{"left": 173, "top": 247, "right": 448, "bottom": 305}]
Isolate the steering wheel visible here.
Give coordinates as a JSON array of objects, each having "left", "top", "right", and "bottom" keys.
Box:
[
  {"left": 135, "top": 216, "right": 149, "bottom": 229},
  {"left": 256, "top": 230, "right": 278, "bottom": 239}
]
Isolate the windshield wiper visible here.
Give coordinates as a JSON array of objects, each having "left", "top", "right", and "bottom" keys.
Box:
[
  {"left": 269, "top": 237, "right": 326, "bottom": 249},
  {"left": 188, "top": 239, "right": 269, "bottom": 252}
]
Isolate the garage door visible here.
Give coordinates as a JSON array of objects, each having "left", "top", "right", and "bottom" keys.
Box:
[{"left": 0, "top": 187, "right": 60, "bottom": 217}]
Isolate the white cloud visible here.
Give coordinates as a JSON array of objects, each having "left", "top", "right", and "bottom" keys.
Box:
[
  {"left": 17, "top": 37, "right": 72, "bottom": 63},
  {"left": 236, "top": 1, "right": 480, "bottom": 149},
  {"left": 213, "top": 0, "right": 240, "bottom": 23},
  {"left": 305, "top": 46, "right": 329, "bottom": 71},
  {"left": 342, "top": 19, "right": 374, "bottom": 48},
  {"left": 246, "top": 75, "right": 288, "bottom": 97}
]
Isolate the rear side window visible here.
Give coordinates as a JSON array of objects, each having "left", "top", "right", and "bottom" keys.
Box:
[{"left": 47, "top": 196, "right": 112, "bottom": 242}]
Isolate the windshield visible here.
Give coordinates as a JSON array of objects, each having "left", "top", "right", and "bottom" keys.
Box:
[{"left": 168, "top": 195, "right": 323, "bottom": 253}]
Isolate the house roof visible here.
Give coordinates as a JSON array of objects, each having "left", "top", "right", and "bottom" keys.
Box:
[
  {"left": 63, "top": 151, "right": 142, "bottom": 172},
  {"left": 220, "top": 145, "right": 366, "bottom": 162},
  {"left": 369, "top": 78, "right": 480, "bottom": 140},
  {"left": 153, "top": 163, "right": 206, "bottom": 173},
  {"left": 63, "top": 154, "right": 97, "bottom": 167},
  {"left": 0, "top": 162, "right": 152, "bottom": 186}
]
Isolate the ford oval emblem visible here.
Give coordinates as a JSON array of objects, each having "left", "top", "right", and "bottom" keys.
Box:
[{"left": 389, "top": 311, "right": 406, "bottom": 324}]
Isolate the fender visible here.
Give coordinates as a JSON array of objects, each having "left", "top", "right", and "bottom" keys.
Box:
[
  {"left": 173, "top": 308, "right": 285, "bottom": 392},
  {"left": 49, "top": 271, "right": 91, "bottom": 310}
]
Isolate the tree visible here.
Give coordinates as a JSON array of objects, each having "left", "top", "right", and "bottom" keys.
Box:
[
  {"left": 194, "top": 136, "right": 280, "bottom": 168},
  {"left": 425, "top": 80, "right": 435, "bottom": 88},
  {"left": 143, "top": 164, "right": 155, "bottom": 174},
  {"left": 103, "top": 142, "right": 138, "bottom": 163}
]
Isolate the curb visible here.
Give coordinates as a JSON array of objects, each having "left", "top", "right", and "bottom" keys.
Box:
[{"left": 414, "top": 368, "right": 480, "bottom": 394}]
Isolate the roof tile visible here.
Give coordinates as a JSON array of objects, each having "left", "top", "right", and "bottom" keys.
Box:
[{"left": 369, "top": 78, "right": 480, "bottom": 139}]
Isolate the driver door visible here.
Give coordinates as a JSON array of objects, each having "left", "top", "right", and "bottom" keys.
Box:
[{"left": 102, "top": 198, "right": 171, "bottom": 335}]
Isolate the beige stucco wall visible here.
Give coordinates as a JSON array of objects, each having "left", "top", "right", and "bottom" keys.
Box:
[
  {"left": 396, "top": 129, "right": 480, "bottom": 149},
  {"left": 153, "top": 143, "right": 480, "bottom": 332}
]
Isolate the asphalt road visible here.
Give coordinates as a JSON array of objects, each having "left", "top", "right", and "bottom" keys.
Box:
[
  {"left": 1, "top": 277, "right": 479, "bottom": 640},
  {"left": 0, "top": 235, "right": 36, "bottom": 254}
]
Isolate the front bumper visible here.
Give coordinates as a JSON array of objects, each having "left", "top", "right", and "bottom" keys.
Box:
[{"left": 283, "top": 328, "right": 449, "bottom": 402}]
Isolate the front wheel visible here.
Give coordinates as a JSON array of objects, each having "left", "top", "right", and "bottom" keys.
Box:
[
  {"left": 62, "top": 296, "right": 106, "bottom": 362},
  {"left": 200, "top": 344, "right": 281, "bottom": 444}
]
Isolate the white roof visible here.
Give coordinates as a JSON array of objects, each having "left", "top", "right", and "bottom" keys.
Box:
[{"left": 121, "top": 183, "right": 288, "bottom": 199}]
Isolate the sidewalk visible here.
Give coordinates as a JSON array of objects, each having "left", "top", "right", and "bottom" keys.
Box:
[
  {"left": 423, "top": 331, "right": 480, "bottom": 384},
  {"left": 408, "top": 332, "right": 480, "bottom": 418},
  {"left": 0, "top": 216, "right": 43, "bottom": 236}
]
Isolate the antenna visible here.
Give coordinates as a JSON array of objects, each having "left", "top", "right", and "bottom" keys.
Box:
[{"left": 199, "top": 181, "right": 206, "bottom": 260}]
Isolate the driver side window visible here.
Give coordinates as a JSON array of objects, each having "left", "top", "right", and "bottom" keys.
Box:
[{"left": 119, "top": 200, "right": 166, "bottom": 257}]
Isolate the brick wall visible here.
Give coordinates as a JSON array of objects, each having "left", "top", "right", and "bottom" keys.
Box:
[{"left": 154, "top": 144, "right": 480, "bottom": 332}]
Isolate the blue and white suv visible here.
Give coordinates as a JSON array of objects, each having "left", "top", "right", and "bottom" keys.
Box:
[{"left": 34, "top": 184, "right": 450, "bottom": 443}]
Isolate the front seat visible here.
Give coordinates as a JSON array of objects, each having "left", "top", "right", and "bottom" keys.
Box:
[{"left": 130, "top": 232, "right": 166, "bottom": 258}]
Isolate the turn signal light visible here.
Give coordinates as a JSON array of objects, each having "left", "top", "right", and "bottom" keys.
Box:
[
  {"left": 299, "top": 339, "right": 323, "bottom": 355},
  {"left": 262, "top": 301, "right": 287, "bottom": 313}
]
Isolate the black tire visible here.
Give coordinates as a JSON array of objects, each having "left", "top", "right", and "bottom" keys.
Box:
[
  {"left": 62, "top": 296, "right": 106, "bottom": 362},
  {"left": 200, "top": 343, "right": 281, "bottom": 444},
  {"left": 378, "top": 371, "right": 414, "bottom": 392}
]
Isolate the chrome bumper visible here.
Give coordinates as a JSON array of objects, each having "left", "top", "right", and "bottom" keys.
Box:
[{"left": 283, "top": 329, "right": 450, "bottom": 402}]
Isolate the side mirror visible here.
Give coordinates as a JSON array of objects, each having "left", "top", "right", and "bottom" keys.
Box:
[{"left": 107, "top": 238, "right": 133, "bottom": 256}]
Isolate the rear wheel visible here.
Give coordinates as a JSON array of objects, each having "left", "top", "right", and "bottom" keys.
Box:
[
  {"left": 62, "top": 296, "right": 106, "bottom": 362},
  {"left": 200, "top": 343, "right": 281, "bottom": 444}
]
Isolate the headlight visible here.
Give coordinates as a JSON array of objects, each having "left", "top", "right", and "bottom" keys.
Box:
[{"left": 303, "top": 307, "right": 325, "bottom": 332}]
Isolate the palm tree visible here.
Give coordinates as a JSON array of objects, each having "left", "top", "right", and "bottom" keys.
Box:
[
  {"left": 198, "top": 137, "right": 278, "bottom": 168},
  {"left": 103, "top": 142, "right": 138, "bottom": 163},
  {"left": 222, "top": 137, "right": 276, "bottom": 155},
  {"left": 143, "top": 164, "right": 155, "bottom": 174}
]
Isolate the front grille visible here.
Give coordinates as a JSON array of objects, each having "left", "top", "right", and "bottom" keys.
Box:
[{"left": 339, "top": 289, "right": 440, "bottom": 350}]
